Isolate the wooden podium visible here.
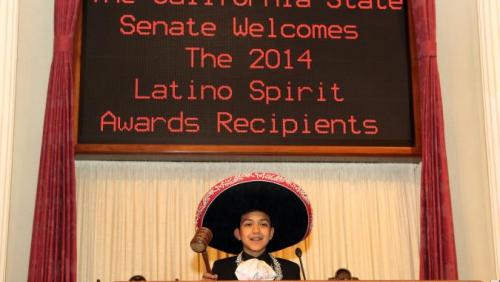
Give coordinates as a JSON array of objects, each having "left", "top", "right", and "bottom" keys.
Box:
[{"left": 114, "top": 280, "right": 481, "bottom": 282}]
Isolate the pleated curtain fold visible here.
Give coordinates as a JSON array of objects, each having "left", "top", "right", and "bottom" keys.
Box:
[
  {"left": 409, "top": 0, "right": 458, "bottom": 279},
  {"left": 28, "top": 1, "right": 80, "bottom": 281}
]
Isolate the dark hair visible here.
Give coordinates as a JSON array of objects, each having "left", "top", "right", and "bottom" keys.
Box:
[
  {"left": 335, "top": 268, "right": 350, "bottom": 275},
  {"left": 332, "top": 268, "right": 352, "bottom": 280},
  {"left": 129, "top": 275, "right": 146, "bottom": 281},
  {"left": 239, "top": 209, "right": 273, "bottom": 227}
]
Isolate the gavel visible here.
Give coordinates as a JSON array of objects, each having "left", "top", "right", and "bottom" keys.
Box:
[{"left": 190, "top": 227, "right": 213, "bottom": 273}]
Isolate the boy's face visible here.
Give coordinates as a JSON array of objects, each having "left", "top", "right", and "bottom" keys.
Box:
[{"left": 233, "top": 210, "right": 274, "bottom": 257}]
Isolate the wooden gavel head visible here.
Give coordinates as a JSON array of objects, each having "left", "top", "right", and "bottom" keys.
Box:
[{"left": 190, "top": 227, "right": 213, "bottom": 253}]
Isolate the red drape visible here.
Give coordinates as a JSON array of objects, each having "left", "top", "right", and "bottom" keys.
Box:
[
  {"left": 28, "top": 1, "right": 80, "bottom": 281},
  {"left": 410, "top": 0, "right": 459, "bottom": 279}
]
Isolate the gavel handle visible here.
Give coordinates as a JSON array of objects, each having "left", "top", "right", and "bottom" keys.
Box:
[{"left": 202, "top": 251, "right": 212, "bottom": 273}]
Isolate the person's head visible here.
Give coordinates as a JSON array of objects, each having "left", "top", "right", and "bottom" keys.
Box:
[
  {"left": 196, "top": 173, "right": 313, "bottom": 254},
  {"left": 233, "top": 210, "right": 275, "bottom": 257},
  {"left": 333, "top": 268, "right": 352, "bottom": 280},
  {"left": 129, "top": 274, "right": 146, "bottom": 281}
]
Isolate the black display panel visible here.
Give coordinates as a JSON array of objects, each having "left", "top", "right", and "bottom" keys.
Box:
[{"left": 78, "top": 0, "right": 415, "bottom": 149}]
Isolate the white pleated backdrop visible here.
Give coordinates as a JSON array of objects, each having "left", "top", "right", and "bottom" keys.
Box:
[{"left": 76, "top": 161, "right": 420, "bottom": 282}]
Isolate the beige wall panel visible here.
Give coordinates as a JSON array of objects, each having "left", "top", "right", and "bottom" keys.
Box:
[
  {"left": 7, "top": 0, "right": 53, "bottom": 281},
  {"left": 436, "top": 0, "right": 496, "bottom": 280}
]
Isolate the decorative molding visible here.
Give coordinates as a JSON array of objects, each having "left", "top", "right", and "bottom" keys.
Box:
[
  {"left": 477, "top": 0, "right": 500, "bottom": 277},
  {"left": 0, "top": 1, "right": 18, "bottom": 281}
]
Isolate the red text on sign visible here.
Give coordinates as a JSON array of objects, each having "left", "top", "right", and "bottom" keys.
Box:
[
  {"left": 185, "top": 47, "right": 233, "bottom": 69},
  {"left": 249, "top": 49, "right": 311, "bottom": 70}
]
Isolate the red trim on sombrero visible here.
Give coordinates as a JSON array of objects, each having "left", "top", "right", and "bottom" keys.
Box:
[{"left": 195, "top": 172, "right": 313, "bottom": 240}]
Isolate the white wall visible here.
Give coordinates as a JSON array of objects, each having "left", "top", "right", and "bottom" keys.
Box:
[
  {"left": 6, "top": 0, "right": 496, "bottom": 281},
  {"left": 436, "top": 0, "right": 496, "bottom": 280},
  {"left": 0, "top": 1, "right": 19, "bottom": 281},
  {"left": 6, "top": 0, "right": 53, "bottom": 281}
]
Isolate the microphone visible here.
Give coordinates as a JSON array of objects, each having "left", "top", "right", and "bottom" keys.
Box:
[{"left": 295, "top": 247, "right": 307, "bottom": 280}]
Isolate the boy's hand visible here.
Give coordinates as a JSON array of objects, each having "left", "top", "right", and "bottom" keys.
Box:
[{"left": 202, "top": 273, "right": 218, "bottom": 280}]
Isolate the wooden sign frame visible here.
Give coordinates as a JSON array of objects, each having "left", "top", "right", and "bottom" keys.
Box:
[{"left": 73, "top": 1, "right": 421, "bottom": 161}]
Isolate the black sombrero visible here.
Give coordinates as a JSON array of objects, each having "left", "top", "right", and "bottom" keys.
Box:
[{"left": 195, "top": 172, "right": 313, "bottom": 254}]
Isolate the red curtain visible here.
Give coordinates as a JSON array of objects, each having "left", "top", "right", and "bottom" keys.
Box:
[
  {"left": 28, "top": 1, "right": 80, "bottom": 281},
  {"left": 410, "top": 0, "right": 458, "bottom": 279}
]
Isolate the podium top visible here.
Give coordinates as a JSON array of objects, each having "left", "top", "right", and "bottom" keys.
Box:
[{"left": 114, "top": 280, "right": 481, "bottom": 282}]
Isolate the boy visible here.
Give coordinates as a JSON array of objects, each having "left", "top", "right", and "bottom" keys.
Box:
[{"left": 194, "top": 173, "right": 312, "bottom": 281}]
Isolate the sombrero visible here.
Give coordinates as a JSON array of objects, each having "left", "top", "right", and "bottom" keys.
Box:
[{"left": 195, "top": 172, "right": 313, "bottom": 254}]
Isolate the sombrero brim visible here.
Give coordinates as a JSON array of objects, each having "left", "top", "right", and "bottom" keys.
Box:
[{"left": 195, "top": 172, "right": 312, "bottom": 254}]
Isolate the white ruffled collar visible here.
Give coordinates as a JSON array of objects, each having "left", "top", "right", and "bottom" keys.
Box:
[{"left": 235, "top": 251, "right": 283, "bottom": 280}]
